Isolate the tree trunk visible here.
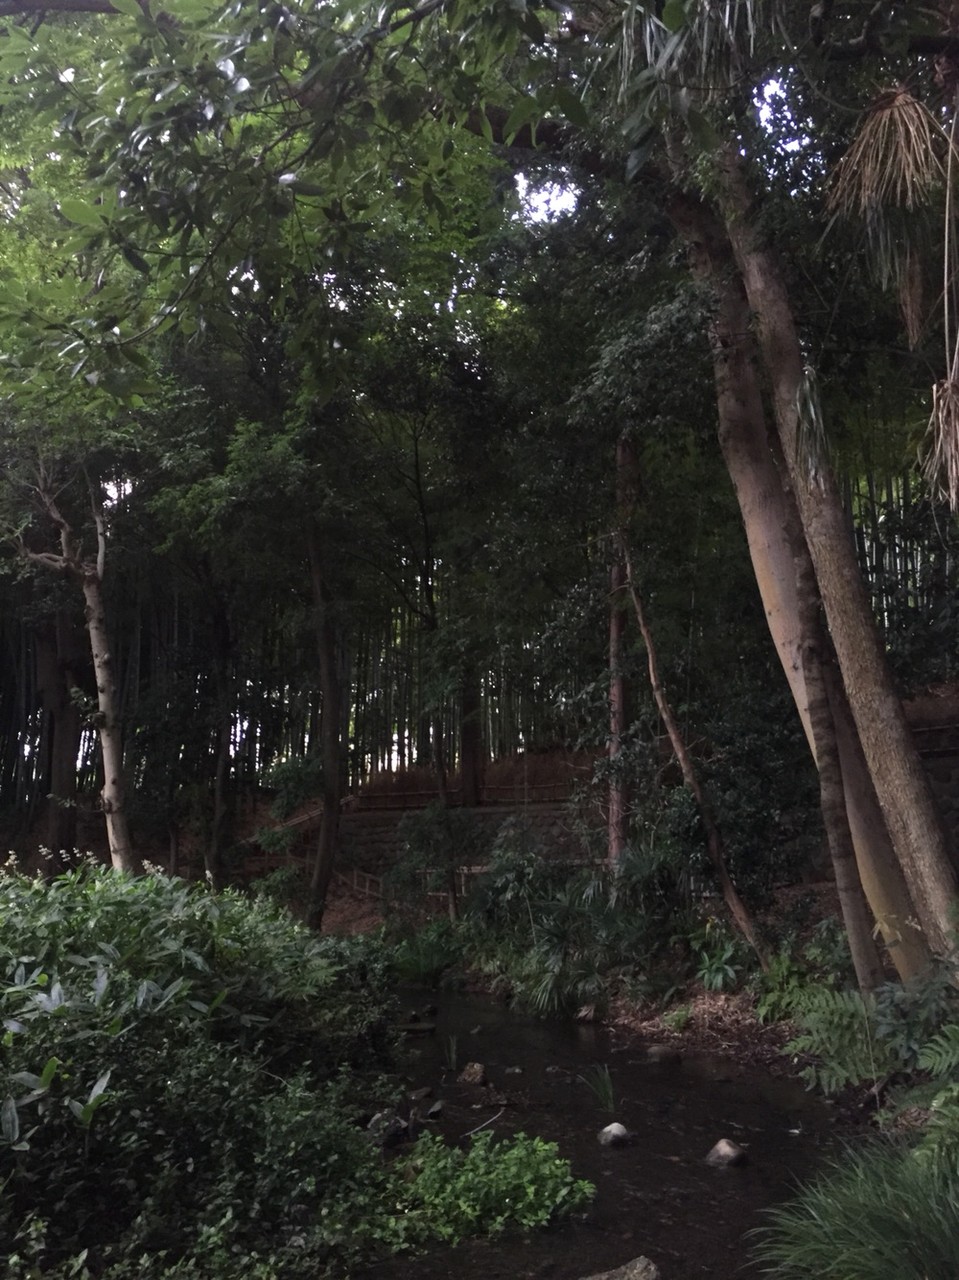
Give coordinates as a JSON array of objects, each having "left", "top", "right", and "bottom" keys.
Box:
[
  {"left": 306, "top": 526, "right": 344, "bottom": 930},
  {"left": 608, "top": 434, "right": 639, "bottom": 866},
  {"left": 795, "top": 555, "right": 885, "bottom": 990},
  {"left": 35, "top": 617, "right": 82, "bottom": 868},
  {"left": 206, "top": 598, "right": 233, "bottom": 891},
  {"left": 608, "top": 555, "right": 628, "bottom": 866},
  {"left": 81, "top": 567, "right": 140, "bottom": 874},
  {"left": 460, "top": 659, "right": 484, "bottom": 807},
  {"left": 719, "top": 149, "right": 959, "bottom": 958},
  {"left": 668, "top": 189, "right": 932, "bottom": 980},
  {"left": 623, "top": 544, "right": 768, "bottom": 968}
]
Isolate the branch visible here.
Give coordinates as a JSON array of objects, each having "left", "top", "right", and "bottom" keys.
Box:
[{"left": 18, "top": 546, "right": 72, "bottom": 573}]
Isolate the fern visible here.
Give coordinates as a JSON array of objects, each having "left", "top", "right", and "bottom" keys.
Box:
[
  {"left": 786, "top": 987, "right": 896, "bottom": 1095},
  {"left": 918, "top": 1024, "right": 959, "bottom": 1078}
]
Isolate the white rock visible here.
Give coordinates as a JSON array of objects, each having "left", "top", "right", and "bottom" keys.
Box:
[
  {"left": 580, "top": 1256, "right": 660, "bottom": 1280},
  {"left": 598, "top": 1122, "right": 630, "bottom": 1147},
  {"left": 705, "top": 1137, "right": 747, "bottom": 1166}
]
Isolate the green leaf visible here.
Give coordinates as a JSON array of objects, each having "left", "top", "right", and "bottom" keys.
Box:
[
  {"left": 59, "top": 199, "right": 105, "bottom": 228},
  {"left": 553, "top": 86, "right": 589, "bottom": 131},
  {"left": 109, "top": 0, "right": 143, "bottom": 16},
  {"left": 40, "top": 1056, "right": 60, "bottom": 1088},
  {"left": 661, "top": 0, "right": 687, "bottom": 32},
  {"left": 503, "top": 96, "right": 537, "bottom": 143}
]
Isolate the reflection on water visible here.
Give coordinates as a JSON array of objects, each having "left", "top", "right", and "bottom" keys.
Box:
[{"left": 363, "top": 992, "right": 836, "bottom": 1280}]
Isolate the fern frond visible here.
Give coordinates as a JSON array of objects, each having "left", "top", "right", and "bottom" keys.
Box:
[{"left": 918, "top": 1024, "right": 959, "bottom": 1078}]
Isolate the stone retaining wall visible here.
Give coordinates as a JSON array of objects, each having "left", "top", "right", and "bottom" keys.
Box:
[{"left": 337, "top": 801, "right": 594, "bottom": 873}]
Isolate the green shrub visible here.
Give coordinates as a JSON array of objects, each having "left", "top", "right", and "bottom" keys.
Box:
[
  {"left": 0, "top": 866, "right": 591, "bottom": 1278},
  {"left": 395, "top": 1130, "right": 594, "bottom": 1242},
  {"left": 754, "top": 1141, "right": 959, "bottom": 1279},
  {"left": 390, "top": 918, "right": 463, "bottom": 986}
]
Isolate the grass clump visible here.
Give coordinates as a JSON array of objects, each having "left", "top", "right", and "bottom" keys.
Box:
[{"left": 754, "top": 1141, "right": 959, "bottom": 1279}]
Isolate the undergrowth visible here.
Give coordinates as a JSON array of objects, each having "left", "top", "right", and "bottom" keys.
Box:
[{"left": 0, "top": 865, "right": 592, "bottom": 1279}]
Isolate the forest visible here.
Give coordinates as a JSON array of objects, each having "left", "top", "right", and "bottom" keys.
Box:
[{"left": 4, "top": 1, "right": 959, "bottom": 1278}]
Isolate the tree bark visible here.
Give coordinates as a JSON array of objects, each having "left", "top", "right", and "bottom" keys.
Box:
[
  {"left": 19, "top": 476, "right": 141, "bottom": 875},
  {"left": 35, "top": 616, "right": 82, "bottom": 868},
  {"left": 80, "top": 564, "right": 140, "bottom": 874},
  {"left": 306, "top": 525, "right": 345, "bottom": 930},
  {"left": 608, "top": 555, "right": 628, "bottom": 866},
  {"left": 608, "top": 434, "right": 639, "bottom": 867},
  {"left": 459, "top": 658, "right": 484, "bottom": 807},
  {"left": 719, "top": 148, "right": 959, "bottom": 958},
  {"left": 794, "top": 554, "right": 885, "bottom": 990},
  {"left": 668, "top": 189, "right": 932, "bottom": 980}
]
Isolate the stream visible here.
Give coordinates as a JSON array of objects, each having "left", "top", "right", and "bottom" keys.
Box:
[{"left": 362, "top": 992, "right": 839, "bottom": 1280}]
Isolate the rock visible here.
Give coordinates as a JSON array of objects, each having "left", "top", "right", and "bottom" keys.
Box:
[
  {"left": 457, "top": 1061, "right": 487, "bottom": 1086},
  {"left": 705, "top": 1137, "right": 747, "bottom": 1167},
  {"left": 367, "top": 1110, "right": 408, "bottom": 1147},
  {"left": 580, "top": 1256, "right": 660, "bottom": 1280},
  {"left": 504, "top": 1065, "right": 524, "bottom": 1075},
  {"left": 644, "top": 1044, "right": 682, "bottom": 1065},
  {"left": 598, "top": 1122, "right": 630, "bottom": 1147}
]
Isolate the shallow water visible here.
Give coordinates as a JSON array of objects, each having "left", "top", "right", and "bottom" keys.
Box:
[{"left": 362, "top": 992, "right": 838, "bottom": 1280}]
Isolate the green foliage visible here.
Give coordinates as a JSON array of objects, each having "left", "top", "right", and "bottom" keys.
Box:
[
  {"left": 389, "top": 919, "right": 464, "bottom": 987},
  {"left": 395, "top": 1131, "right": 593, "bottom": 1243},
  {"left": 578, "top": 1063, "right": 616, "bottom": 1113},
  {"left": 686, "top": 916, "right": 749, "bottom": 992},
  {"left": 753, "top": 1142, "right": 959, "bottom": 1280},
  {"left": 0, "top": 865, "right": 591, "bottom": 1278},
  {"left": 265, "top": 756, "right": 323, "bottom": 822},
  {"left": 662, "top": 1004, "right": 692, "bottom": 1032},
  {"left": 754, "top": 915, "right": 855, "bottom": 1024},
  {"left": 385, "top": 804, "right": 488, "bottom": 914},
  {"left": 785, "top": 965, "right": 959, "bottom": 1095}
]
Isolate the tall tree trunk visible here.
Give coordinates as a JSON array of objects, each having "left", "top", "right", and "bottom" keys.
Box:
[
  {"left": 719, "top": 149, "right": 959, "bottom": 957},
  {"left": 795, "top": 555, "right": 885, "bottom": 990},
  {"left": 81, "top": 565, "right": 140, "bottom": 874},
  {"left": 668, "top": 190, "right": 931, "bottom": 980},
  {"left": 35, "top": 616, "right": 82, "bottom": 868},
  {"left": 206, "top": 597, "right": 233, "bottom": 891},
  {"left": 608, "top": 555, "right": 628, "bottom": 866},
  {"left": 608, "top": 434, "right": 639, "bottom": 866},
  {"left": 460, "top": 658, "right": 484, "bottom": 807},
  {"left": 623, "top": 544, "right": 768, "bottom": 968},
  {"left": 306, "top": 526, "right": 344, "bottom": 930}
]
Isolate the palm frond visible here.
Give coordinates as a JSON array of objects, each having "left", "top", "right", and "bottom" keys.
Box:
[
  {"left": 922, "top": 379, "right": 959, "bottom": 510},
  {"left": 829, "top": 88, "right": 945, "bottom": 219}
]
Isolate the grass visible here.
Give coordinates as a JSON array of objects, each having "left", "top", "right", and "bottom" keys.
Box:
[
  {"left": 579, "top": 1062, "right": 616, "bottom": 1113},
  {"left": 753, "top": 1140, "right": 959, "bottom": 1279}
]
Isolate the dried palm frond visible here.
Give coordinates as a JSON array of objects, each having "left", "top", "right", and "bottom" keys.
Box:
[
  {"left": 829, "top": 88, "right": 945, "bottom": 219},
  {"left": 922, "top": 379, "right": 959, "bottom": 510}
]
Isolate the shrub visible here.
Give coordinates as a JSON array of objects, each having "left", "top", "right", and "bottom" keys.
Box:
[
  {"left": 395, "top": 1131, "right": 593, "bottom": 1242},
  {"left": 753, "top": 1141, "right": 959, "bottom": 1279},
  {"left": 0, "top": 865, "right": 591, "bottom": 1278}
]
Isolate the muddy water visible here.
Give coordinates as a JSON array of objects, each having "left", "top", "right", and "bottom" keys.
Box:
[{"left": 363, "top": 993, "right": 837, "bottom": 1280}]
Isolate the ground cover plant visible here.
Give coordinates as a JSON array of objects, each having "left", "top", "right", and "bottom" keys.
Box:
[{"left": 0, "top": 865, "right": 592, "bottom": 1279}]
